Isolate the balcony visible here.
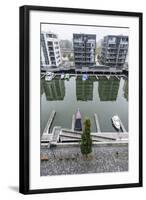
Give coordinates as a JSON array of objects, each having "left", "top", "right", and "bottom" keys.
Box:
[
  {"left": 49, "top": 53, "right": 55, "bottom": 57},
  {"left": 107, "top": 51, "right": 117, "bottom": 54},
  {"left": 106, "top": 61, "right": 116, "bottom": 64},
  {"left": 119, "top": 51, "right": 127, "bottom": 54},
  {"left": 108, "top": 46, "right": 117, "bottom": 49},
  {"left": 118, "top": 56, "right": 126, "bottom": 59},
  {"left": 48, "top": 47, "right": 54, "bottom": 52},
  {"left": 108, "top": 41, "right": 116, "bottom": 44},
  {"left": 73, "top": 39, "right": 83, "bottom": 43},
  {"left": 120, "top": 41, "right": 128, "bottom": 45},
  {"left": 117, "top": 60, "right": 125, "bottom": 63},
  {"left": 120, "top": 45, "right": 128, "bottom": 49},
  {"left": 106, "top": 56, "right": 117, "bottom": 59}
]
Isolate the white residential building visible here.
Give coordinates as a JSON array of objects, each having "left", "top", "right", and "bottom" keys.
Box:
[{"left": 41, "top": 32, "right": 62, "bottom": 71}]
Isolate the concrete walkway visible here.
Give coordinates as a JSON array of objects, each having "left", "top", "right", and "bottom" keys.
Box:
[{"left": 41, "top": 145, "right": 128, "bottom": 176}]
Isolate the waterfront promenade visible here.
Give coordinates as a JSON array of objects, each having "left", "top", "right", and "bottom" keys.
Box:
[{"left": 41, "top": 144, "right": 128, "bottom": 176}]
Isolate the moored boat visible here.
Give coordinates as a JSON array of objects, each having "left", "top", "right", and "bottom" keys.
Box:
[
  {"left": 82, "top": 74, "right": 88, "bottom": 81},
  {"left": 74, "top": 108, "right": 82, "bottom": 131},
  {"left": 112, "top": 115, "right": 121, "bottom": 130},
  {"left": 45, "top": 72, "right": 54, "bottom": 81},
  {"left": 61, "top": 73, "right": 64, "bottom": 79},
  {"left": 65, "top": 73, "right": 70, "bottom": 80}
]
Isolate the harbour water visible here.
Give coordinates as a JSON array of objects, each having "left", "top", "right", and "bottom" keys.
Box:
[{"left": 41, "top": 75, "right": 128, "bottom": 135}]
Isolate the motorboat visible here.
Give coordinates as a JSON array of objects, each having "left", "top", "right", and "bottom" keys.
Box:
[
  {"left": 106, "top": 75, "right": 110, "bottom": 80},
  {"left": 65, "top": 73, "right": 70, "bottom": 80},
  {"left": 60, "top": 73, "right": 64, "bottom": 79},
  {"left": 74, "top": 108, "right": 82, "bottom": 131},
  {"left": 82, "top": 74, "right": 88, "bottom": 81},
  {"left": 45, "top": 72, "right": 54, "bottom": 81},
  {"left": 112, "top": 115, "right": 121, "bottom": 130}
]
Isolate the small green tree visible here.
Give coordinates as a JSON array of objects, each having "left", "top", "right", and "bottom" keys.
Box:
[{"left": 80, "top": 118, "right": 92, "bottom": 158}]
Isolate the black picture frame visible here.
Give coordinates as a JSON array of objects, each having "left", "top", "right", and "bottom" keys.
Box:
[{"left": 19, "top": 5, "right": 143, "bottom": 194}]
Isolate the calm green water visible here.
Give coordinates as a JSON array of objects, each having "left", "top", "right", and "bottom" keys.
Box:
[{"left": 41, "top": 76, "right": 128, "bottom": 134}]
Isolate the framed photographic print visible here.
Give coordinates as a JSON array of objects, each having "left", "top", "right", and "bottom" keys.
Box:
[{"left": 19, "top": 5, "right": 143, "bottom": 194}]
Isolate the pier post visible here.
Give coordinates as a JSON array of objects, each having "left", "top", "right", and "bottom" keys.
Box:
[
  {"left": 43, "top": 110, "right": 56, "bottom": 134},
  {"left": 94, "top": 113, "right": 101, "bottom": 132},
  {"left": 71, "top": 114, "right": 75, "bottom": 130}
]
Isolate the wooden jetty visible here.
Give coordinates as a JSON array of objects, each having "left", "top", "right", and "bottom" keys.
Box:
[
  {"left": 41, "top": 127, "right": 128, "bottom": 144},
  {"left": 51, "top": 126, "right": 61, "bottom": 143},
  {"left": 59, "top": 129, "right": 128, "bottom": 143},
  {"left": 52, "top": 74, "right": 56, "bottom": 80},
  {"left": 43, "top": 110, "right": 56, "bottom": 134},
  {"left": 115, "top": 75, "right": 120, "bottom": 80},
  {"left": 41, "top": 73, "right": 46, "bottom": 79},
  {"left": 94, "top": 113, "right": 101, "bottom": 132},
  {"left": 71, "top": 114, "right": 75, "bottom": 130},
  {"left": 41, "top": 126, "right": 60, "bottom": 144},
  {"left": 95, "top": 75, "right": 99, "bottom": 80}
]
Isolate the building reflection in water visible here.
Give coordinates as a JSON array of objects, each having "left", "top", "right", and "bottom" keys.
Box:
[
  {"left": 76, "top": 77, "right": 93, "bottom": 101},
  {"left": 42, "top": 76, "right": 123, "bottom": 102},
  {"left": 123, "top": 80, "right": 128, "bottom": 101},
  {"left": 98, "top": 79, "right": 120, "bottom": 101},
  {"left": 42, "top": 79, "right": 65, "bottom": 101}
]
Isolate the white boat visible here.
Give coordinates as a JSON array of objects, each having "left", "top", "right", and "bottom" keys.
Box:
[
  {"left": 112, "top": 115, "right": 121, "bottom": 130},
  {"left": 106, "top": 75, "right": 110, "bottom": 80},
  {"left": 45, "top": 72, "right": 54, "bottom": 81},
  {"left": 61, "top": 73, "right": 64, "bottom": 79},
  {"left": 82, "top": 74, "right": 88, "bottom": 81},
  {"left": 65, "top": 73, "right": 70, "bottom": 80}
]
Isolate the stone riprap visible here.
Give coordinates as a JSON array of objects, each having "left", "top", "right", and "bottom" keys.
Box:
[{"left": 40, "top": 145, "right": 128, "bottom": 176}]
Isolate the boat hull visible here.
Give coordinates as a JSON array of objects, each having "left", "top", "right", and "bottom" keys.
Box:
[
  {"left": 111, "top": 118, "right": 120, "bottom": 130},
  {"left": 74, "top": 119, "right": 82, "bottom": 131}
]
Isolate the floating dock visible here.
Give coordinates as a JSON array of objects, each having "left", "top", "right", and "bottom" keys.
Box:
[
  {"left": 58, "top": 129, "right": 128, "bottom": 143},
  {"left": 43, "top": 110, "right": 56, "bottom": 134},
  {"left": 41, "top": 73, "right": 46, "bottom": 79},
  {"left": 52, "top": 74, "right": 56, "bottom": 80},
  {"left": 51, "top": 126, "right": 61, "bottom": 143},
  {"left": 115, "top": 75, "right": 120, "bottom": 80},
  {"left": 95, "top": 75, "right": 99, "bottom": 80},
  {"left": 71, "top": 114, "right": 75, "bottom": 130},
  {"left": 94, "top": 113, "right": 101, "bottom": 132}
]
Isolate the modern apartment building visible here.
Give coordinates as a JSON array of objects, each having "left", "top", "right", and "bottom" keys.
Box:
[
  {"left": 101, "top": 35, "right": 128, "bottom": 69},
  {"left": 73, "top": 34, "right": 96, "bottom": 68},
  {"left": 41, "top": 32, "right": 62, "bottom": 71}
]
